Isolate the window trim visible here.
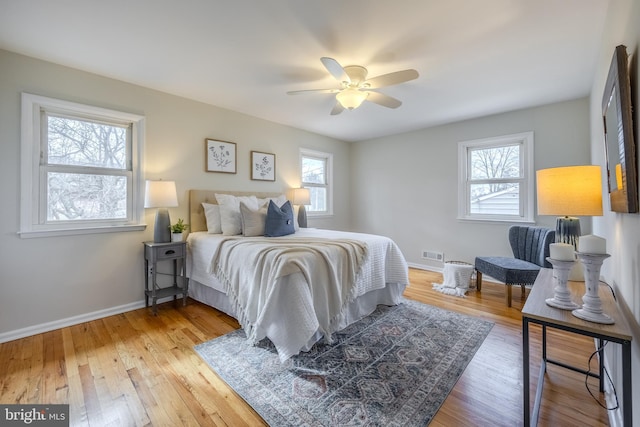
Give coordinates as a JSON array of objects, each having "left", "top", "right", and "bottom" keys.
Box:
[
  {"left": 19, "top": 93, "right": 146, "bottom": 238},
  {"left": 457, "top": 131, "right": 534, "bottom": 223},
  {"left": 300, "top": 148, "right": 333, "bottom": 217}
]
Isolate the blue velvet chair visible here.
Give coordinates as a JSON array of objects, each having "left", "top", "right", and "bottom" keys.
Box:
[{"left": 474, "top": 226, "right": 555, "bottom": 307}]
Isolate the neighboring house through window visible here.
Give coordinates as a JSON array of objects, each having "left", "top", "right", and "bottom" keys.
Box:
[
  {"left": 20, "top": 93, "right": 145, "bottom": 238},
  {"left": 300, "top": 148, "right": 333, "bottom": 216},
  {"left": 458, "top": 131, "right": 534, "bottom": 223}
]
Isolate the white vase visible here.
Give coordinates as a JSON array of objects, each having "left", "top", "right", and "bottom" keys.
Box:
[{"left": 171, "top": 232, "right": 183, "bottom": 242}]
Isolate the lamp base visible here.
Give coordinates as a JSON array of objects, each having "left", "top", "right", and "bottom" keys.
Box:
[
  {"left": 154, "top": 208, "right": 171, "bottom": 243},
  {"left": 555, "top": 216, "right": 581, "bottom": 247},
  {"left": 298, "top": 205, "right": 308, "bottom": 228}
]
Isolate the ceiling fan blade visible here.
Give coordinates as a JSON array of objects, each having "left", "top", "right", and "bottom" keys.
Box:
[
  {"left": 366, "top": 91, "right": 402, "bottom": 109},
  {"left": 321, "top": 57, "right": 350, "bottom": 83},
  {"left": 287, "top": 88, "right": 340, "bottom": 95},
  {"left": 365, "top": 69, "right": 419, "bottom": 89},
  {"left": 330, "top": 102, "right": 345, "bottom": 115}
]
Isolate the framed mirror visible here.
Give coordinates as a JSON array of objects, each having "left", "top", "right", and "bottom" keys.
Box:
[{"left": 602, "top": 44, "right": 638, "bottom": 213}]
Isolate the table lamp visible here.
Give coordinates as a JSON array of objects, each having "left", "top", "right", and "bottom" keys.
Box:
[
  {"left": 292, "top": 187, "right": 311, "bottom": 228},
  {"left": 144, "top": 180, "right": 178, "bottom": 243},
  {"left": 536, "top": 165, "right": 603, "bottom": 247}
]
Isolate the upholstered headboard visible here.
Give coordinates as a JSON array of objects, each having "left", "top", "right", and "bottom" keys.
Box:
[{"left": 189, "top": 189, "right": 286, "bottom": 232}]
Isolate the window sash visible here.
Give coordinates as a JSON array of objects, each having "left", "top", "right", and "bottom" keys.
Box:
[
  {"left": 20, "top": 93, "right": 145, "bottom": 237},
  {"left": 300, "top": 149, "right": 332, "bottom": 216},
  {"left": 458, "top": 132, "right": 533, "bottom": 222}
]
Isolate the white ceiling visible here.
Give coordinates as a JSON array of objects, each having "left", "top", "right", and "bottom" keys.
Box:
[{"left": 0, "top": 0, "right": 609, "bottom": 142}]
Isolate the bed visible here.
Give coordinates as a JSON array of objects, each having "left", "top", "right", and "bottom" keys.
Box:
[{"left": 186, "top": 189, "right": 409, "bottom": 361}]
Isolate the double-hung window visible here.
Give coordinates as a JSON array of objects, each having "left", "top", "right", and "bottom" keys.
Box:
[
  {"left": 20, "top": 93, "right": 145, "bottom": 237},
  {"left": 457, "top": 132, "right": 534, "bottom": 222},
  {"left": 300, "top": 148, "right": 333, "bottom": 216}
]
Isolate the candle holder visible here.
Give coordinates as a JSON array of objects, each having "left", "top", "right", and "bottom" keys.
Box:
[
  {"left": 571, "top": 252, "right": 614, "bottom": 324},
  {"left": 545, "top": 258, "right": 580, "bottom": 310}
]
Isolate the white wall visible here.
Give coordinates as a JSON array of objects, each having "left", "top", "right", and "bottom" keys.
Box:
[
  {"left": 350, "top": 98, "right": 591, "bottom": 268},
  {"left": 0, "top": 49, "right": 350, "bottom": 339},
  {"left": 590, "top": 0, "right": 640, "bottom": 424}
]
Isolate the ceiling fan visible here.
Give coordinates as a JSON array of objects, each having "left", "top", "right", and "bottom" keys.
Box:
[{"left": 287, "top": 57, "right": 419, "bottom": 115}]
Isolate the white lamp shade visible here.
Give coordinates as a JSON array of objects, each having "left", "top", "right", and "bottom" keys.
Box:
[
  {"left": 536, "top": 166, "right": 603, "bottom": 216},
  {"left": 292, "top": 187, "right": 311, "bottom": 205},
  {"left": 144, "top": 180, "right": 178, "bottom": 208},
  {"left": 336, "top": 88, "right": 368, "bottom": 110}
]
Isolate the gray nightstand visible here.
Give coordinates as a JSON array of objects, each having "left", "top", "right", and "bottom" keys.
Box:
[{"left": 143, "top": 241, "right": 189, "bottom": 315}]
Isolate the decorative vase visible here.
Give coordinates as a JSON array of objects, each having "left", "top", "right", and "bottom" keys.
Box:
[{"left": 171, "top": 232, "right": 183, "bottom": 242}]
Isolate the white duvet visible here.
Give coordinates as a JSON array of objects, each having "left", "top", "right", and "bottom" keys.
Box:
[{"left": 187, "top": 228, "right": 409, "bottom": 360}]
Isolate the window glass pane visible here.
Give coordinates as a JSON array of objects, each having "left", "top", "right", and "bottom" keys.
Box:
[
  {"left": 47, "top": 115, "right": 128, "bottom": 169},
  {"left": 308, "top": 187, "right": 326, "bottom": 212},
  {"left": 470, "top": 145, "right": 520, "bottom": 180},
  {"left": 470, "top": 182, "right": 520, "bottom": 215},
  {"left": 302, "top": 157, "right": 326, "bottom": 184},
  {"left": 47, "top": 172, "right": 127, "bottom": 221}
]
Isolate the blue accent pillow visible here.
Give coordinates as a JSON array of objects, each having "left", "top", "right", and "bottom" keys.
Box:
[{"left": 264, "top": 200, "right": 295, "bottom": 237}]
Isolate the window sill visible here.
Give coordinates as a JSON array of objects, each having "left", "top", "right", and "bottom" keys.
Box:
[
  {"left": 456, "top": 216, "right": 536, "bottom": 225},
  {"left": 18, "top": 224, "right": 146, "bottom": 239}
]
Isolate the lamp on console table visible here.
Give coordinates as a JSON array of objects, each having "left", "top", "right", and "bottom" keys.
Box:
[
  {"left": 292, "top": 187, "right": 311, "bottom": 228},
  {"left": 536, "top": 165, "right": 604, "bottom": 280},
  {"left": 144, "top": 180, "right": 178, "bottom": 243}
]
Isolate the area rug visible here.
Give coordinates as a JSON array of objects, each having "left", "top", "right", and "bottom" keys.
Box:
[{"left": 195, "top": 299, "right": 493, "bottom": 426}]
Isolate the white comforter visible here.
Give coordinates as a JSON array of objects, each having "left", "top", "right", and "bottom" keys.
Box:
[{"left": 187, "top": 228, "right": 409, "bottom": 360}]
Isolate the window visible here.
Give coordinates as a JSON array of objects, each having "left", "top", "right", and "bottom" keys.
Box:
[
  {"left": 458, "top": 132, "right": 534, "bottom": 222},
  {"left": 300, "top": 148, "right": 333, "bottom": 216},
  {"left": 20, "top": 93, "right": 145, "bottom": 237}
]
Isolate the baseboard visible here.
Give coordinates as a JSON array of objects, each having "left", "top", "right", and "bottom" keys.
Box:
[
  {"left": 407, "top": 262, "right": 443, "bottom": 273},
  {"left": 599, "top": 338, "right": 623, "bottom": 427},
  {"left": 408, "top": 262, "right": 502, "bottom": 286},
  {"left": 0, "top": 296, "right": 177, "bottom": 344}
]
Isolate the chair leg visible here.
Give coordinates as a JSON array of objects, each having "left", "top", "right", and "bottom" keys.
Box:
[
  {"left": 476, "top": 271, "right": 482, "bottom": 291},
  {"left": 521, "top": 284, "right": 526, "bottom": 298},
  {"left": 506, "top": 285, "right": 512, "bottom": 307}
]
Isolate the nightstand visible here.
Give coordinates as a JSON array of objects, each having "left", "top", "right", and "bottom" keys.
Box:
[{"left": 143, "top": 241, "right": 189, "bottom": 315}]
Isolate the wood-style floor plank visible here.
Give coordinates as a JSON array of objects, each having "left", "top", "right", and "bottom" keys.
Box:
[{"left": 0, "top": 268, "right": 610, "bottom": 426}]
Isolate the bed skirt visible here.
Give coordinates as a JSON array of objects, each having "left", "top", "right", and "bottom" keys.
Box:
[{"left": 188, "top": 279, "right": 407, "bottom": 352}]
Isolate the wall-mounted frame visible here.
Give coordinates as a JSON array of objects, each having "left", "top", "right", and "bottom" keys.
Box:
[
  {"left": 206, "top": 139, "right": 236, "bottom": 174},
  {"left": 602, "top": 45, "right": 638, "bottom": 213},
  {"left": 251, "top": 151, "right": 275, "bottom": 181}
]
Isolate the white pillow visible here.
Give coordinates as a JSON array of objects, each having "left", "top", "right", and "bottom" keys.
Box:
[
  {"left": 215, "top": 194, "right": 259, "bottom": 235},
  {"left": 202, "top": 203, "right": 222, "bottom": 234},
  {"left": 257, "top": 194, "right": 287, "bottom": 208},
  {"left": 240, "top": 201, "right": 267, "bottom": 236}
]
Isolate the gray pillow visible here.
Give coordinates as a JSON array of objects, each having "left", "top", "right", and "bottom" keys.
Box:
[{"left": 264, "top": 200, "right": 295, "bottom": 237}]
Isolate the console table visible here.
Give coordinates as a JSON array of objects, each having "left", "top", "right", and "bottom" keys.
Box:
[{"left": 522, "top": 268, "right": 632, "bottom": 426}]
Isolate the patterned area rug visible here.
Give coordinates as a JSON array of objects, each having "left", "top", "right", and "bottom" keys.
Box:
[{"left": 195, "top": 299, "right": 493, "bottom": 426}]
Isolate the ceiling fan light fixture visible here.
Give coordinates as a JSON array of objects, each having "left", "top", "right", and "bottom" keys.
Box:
[{"left": 336, "top": 88, "right": 368, "bottom": 110}]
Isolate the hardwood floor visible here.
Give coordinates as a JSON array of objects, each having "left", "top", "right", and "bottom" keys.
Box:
[{"left": 0, "top": 268, "right": 610, "bottom": 426}]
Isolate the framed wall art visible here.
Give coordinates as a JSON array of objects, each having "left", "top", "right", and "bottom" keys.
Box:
[
  {"left": 206, "top": 139, "right": 236, "bottom": 174},
  {"left": 602, "top": 45, "right": 638, "bottom": 213},
  {"left": 251, "top": 151, "right": 275, "bottom": 181}
]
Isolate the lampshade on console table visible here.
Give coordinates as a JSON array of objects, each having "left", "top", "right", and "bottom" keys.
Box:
[{"left": 536, "top": 165, "right": 604, "bottom": 281}]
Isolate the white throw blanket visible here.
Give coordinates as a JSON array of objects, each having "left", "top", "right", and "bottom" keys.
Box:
[
  {"left": 210, "top": 236, "right": 368, "bottom": 357},
  {"left": 432, "top": 263, "right": 474, "bottom": 297}
]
